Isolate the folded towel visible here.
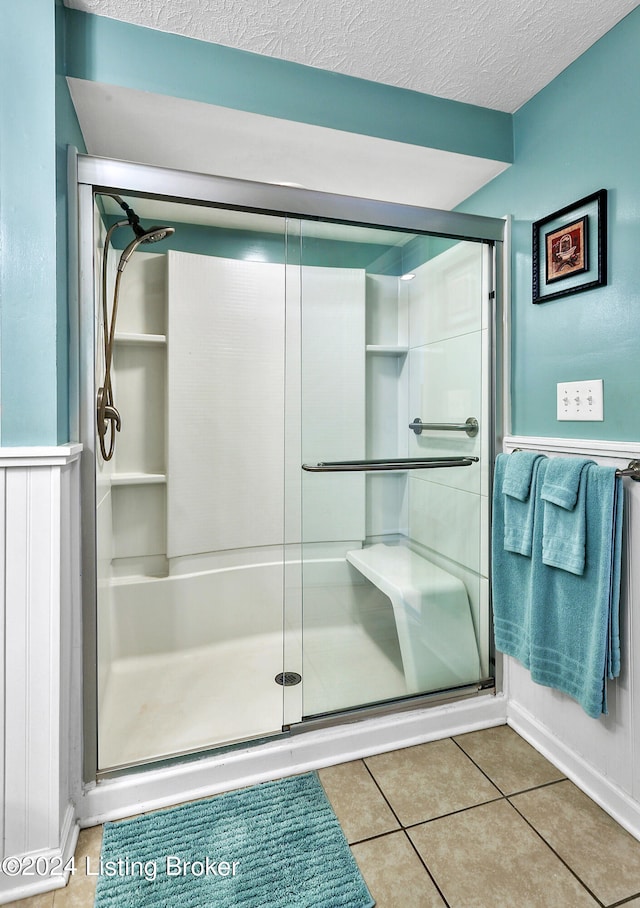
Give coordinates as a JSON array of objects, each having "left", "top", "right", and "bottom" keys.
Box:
[
  {"left": 503, "top": 451, "right": 545, "bottom": 500},
  {"left": 491, "top": 453, "right": 535, "bottom": 667},
  {"left": 541, "top": 457, "right": 594, "bottom": 575},
  {"left": 503, "top": 452, "right": 546, "bottom": 556},
  {"left": 541, "top": 456, "right": 595, "bottom": 508},
  {"left": 529, "top": 463, "right": 623, "bottom": 718}
]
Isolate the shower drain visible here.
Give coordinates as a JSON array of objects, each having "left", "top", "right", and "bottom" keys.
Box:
[{"left": 275, "top": 672, "right": 302, "bottom": 686}]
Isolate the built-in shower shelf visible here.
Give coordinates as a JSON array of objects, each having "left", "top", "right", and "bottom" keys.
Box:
[
  {"left": 111, "top": 473, "right": 167, "bottom": 486},
  {"left": 114, "top": 333, "right": 167, "bottom": 346},
  {"left": 365, "top": 345, "right": 408, "bottom": 356}
]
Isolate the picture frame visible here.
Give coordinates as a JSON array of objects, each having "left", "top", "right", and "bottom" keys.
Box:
[{"left": 532, "top": 189, "right": 607, "bottom": 303}]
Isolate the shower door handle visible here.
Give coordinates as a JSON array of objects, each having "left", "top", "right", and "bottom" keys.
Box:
[{"left": 301, "top": 456, "right": 479, "bottom": 472}]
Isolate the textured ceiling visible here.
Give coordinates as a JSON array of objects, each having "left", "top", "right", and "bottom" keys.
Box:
[{"left": 64, "top": 0, "right": 639, "bottom": 112}]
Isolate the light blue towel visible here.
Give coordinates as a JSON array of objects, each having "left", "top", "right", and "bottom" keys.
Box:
[
  {"left": 541, "top": 456, "right": 595, "bottom": 508},
  {"left": 608, "top": 479, "right": 623, "bottom": 682},
  {"left": 503, "top": 451, "right": 545, "bottom": 500},
  {"left": 503, "top": 452, "right": 546, "bottom": 556},
  {"left": 529, "top": 463, "right": 623, "bottom": 718},
  {"left": 541, "top": 457, "right": 594, "bottom": 575},
  {"left": 491, "top": 453, "right": 535, "bottom": 667}
]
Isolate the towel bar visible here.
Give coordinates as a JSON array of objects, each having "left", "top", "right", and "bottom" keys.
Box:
[
  {"left": 302, "top": 456, "right": 479, "bottom": 472},
  {"left": 511, "top": 450, "right": 640, "bottom": 482},
  {"left": 616, "top": 459, "right": 640, "bottom": 480}
]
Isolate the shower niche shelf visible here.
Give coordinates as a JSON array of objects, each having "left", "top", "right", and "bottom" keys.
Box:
[
  {"left": 111, "top": 473, "right": 166, "bottom": 486},
  {"left": 114, "top": 332, "right": 167, "bottom": 346}
]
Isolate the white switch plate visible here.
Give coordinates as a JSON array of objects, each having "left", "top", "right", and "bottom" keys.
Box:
[{"left": 557, "top": 379, "right": 603, "bottom": 421}]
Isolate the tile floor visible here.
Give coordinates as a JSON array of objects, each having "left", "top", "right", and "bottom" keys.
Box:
[{"left": 6, "top": 725, "right": 640, "bottom": 907}]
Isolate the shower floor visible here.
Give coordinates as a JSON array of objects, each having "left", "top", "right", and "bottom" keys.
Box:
[{"left": 99, "top": 583, "right": 407, "bottom": 769}]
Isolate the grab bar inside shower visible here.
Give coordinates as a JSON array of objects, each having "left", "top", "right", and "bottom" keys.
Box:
[
  {"left": 301, "top": 456, "right": 479, "bottom": 472},
  {"left": 409, "top": 417, "right": 478, "bottom": 437}
]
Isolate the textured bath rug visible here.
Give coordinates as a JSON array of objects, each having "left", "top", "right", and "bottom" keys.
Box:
[{"left": 93, "top": 772, "right": 374, "bottom": 908}]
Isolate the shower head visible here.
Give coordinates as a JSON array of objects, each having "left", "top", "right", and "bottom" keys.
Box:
[
  {"left": 107, "top": 194, "right": 176, "bottom": 270},
  {"left": 139, "top": 225, "right": 175, "bottom": 244},
  {"left": 117, "top": 224, "right": 176, "bottom": 272}
]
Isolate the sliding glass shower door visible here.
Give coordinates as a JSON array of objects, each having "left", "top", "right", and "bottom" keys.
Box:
[
  {"left": 293, "top": 224, "right": 492, "bottom": 719},
  {"left": 80, "top": 155, "right": 501, "bottom": 778}
]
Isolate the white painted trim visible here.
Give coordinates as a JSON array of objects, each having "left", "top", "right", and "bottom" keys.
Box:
[
  {"left": 508, "top": 701, "right": 640, "bottom": 841},
  {"left": 79, "top": 694, "right": 507, "bottom": 826},
  {"left": 0, "top": 805, "right": 79, "bottom": 905},
  {"left": 0, "top": 444, "right": 82, "bottom": 468},
  {"left": 0, "top": 473, "right": 5, "bottom": 856},
  {"left": 503, "top": 434, "right": 640, "bottom": 460},
  {"left": 0, "top": 459, "right": 82, "bottom": 904}
]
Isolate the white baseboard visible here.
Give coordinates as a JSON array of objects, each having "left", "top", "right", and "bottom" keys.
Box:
[
  {"left": 0, "top": 804, "right": 79, "bottom": 905},
  {"left": 508, "top": 701, "right": 640, "bottom": 841},
  {"left": 80, "top": 694, "right": 507, "bottom": 827}
]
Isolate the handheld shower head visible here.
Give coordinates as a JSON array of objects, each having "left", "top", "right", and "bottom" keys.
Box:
[
  {"left": 140, "top": 225, "right": 175, "bottom": 244},
  {"left": 106, "top": 195, "right": 176, "bottom": 270},
  {"left": 117, "top": 224, "right": 176, "bottom": 271}
]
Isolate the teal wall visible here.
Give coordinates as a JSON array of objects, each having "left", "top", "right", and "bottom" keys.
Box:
[
  {"left": 56, "top": 0, "right": 86, "bottom": 443},
  {"left": 459, "top": 7, "right": 640, "bottom": 442},
  {"left": 0, "top": 0, "right": 84, "bottom": 445},
  {"left": 64, "top": 10, "right": 512, "bottom": 165},
  {"left": 1, "top": 1, "right": 59, "bottom": 445}
]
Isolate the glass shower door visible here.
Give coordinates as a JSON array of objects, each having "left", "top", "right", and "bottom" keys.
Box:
[
  {"left": 93, "top": 194, "right": 297, "bottom": 770},
  {"left": 294, "top": 224, "right": 491, "bottom": 719}
]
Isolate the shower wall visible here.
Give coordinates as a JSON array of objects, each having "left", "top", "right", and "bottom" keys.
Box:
[{"left": 406, "top": 242, "right": 490, "bottom": 674}]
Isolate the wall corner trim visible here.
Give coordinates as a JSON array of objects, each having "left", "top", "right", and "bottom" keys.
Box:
[{"left": 0, "top": 443, "right": 82, "bottom": 468}]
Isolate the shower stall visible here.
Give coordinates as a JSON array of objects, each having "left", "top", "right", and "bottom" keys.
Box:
[{"left": 78, "top": 156, "right": 506, "bottom": 778}]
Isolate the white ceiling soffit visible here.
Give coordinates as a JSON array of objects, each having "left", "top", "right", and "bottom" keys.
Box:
[
  {"left": 68, "top": 79, "right": 509, "bottom": 210},
  {"left": 64, "top": 0, "right": 640, "bottom": 113}
]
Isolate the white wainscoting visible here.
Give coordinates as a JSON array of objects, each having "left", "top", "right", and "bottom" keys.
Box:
[
  {"left": 502, "top": 435, "right": 640, "bottom": 839},
  {"left": 0, "top": 446, "right": 82, "bottom": 904}
]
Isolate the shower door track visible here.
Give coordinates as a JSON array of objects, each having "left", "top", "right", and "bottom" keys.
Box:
[
  {"left": 76, "top": 152, "right": 508, "bottom": 785},
  {"left": 288, "top": 679, "right": 497, "bottom": 736}
]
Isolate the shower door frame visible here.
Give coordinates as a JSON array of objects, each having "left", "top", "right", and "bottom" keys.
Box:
[{"left": 76, "top": 153, "right": 507, "bottom": 784}]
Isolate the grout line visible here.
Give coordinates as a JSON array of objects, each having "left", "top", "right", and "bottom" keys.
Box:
[
  {"left": 608, "top": 894, "right": 640, "bottom": 907},
  {"left": 449, "top": 737, "right": 611, "bottom": 905},
  {"left": 450, "top": 735, "right": 566, "bottom": 799},
  {"left": 349, "top": 828, "right": 402, "bottom": 847},
  {"left": 402, "top": 829, "right": 452, "bottom": 908},
  {"left": 360, "top": 758, "right": 451, "bottom": 907},
  {"left": 401, "top": 795, "right": 505, "bottom": 831},
  {"left": 361, "top": 757, "right": 403, "bottom": 825},
  {"left": 506, "top": 796, "right": 606, "bottom": 908},
  {"left": 450, "top": 734, "right": 507, "bottom": 793},
  {"left": 506, "top": 777, "right": 567, "bottom": 797},
  {"left": 356, "top": 742, "right": 639, "bottom": 908}
]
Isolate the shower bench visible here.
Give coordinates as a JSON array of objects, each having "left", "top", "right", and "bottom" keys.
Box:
[{"left": 346, "top": 543, "right": 480, "bottom": 693}]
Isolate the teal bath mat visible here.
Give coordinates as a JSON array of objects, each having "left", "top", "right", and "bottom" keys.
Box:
[{"left": 94, "top": 773, "right": 374, "bottom": 908}]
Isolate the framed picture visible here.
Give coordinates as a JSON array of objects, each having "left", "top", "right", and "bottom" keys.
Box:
[{"left": 532, "top": 189, "right": 607, "bottom": 303}]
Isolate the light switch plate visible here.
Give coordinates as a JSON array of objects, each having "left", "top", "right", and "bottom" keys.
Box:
[{"left": 557, "top": 379, "right": 603, "bottom": 421}]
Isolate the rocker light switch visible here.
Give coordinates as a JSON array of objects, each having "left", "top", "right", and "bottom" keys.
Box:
[{"left": 557, "top": 379, "right": 604, "bottom": 421}]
